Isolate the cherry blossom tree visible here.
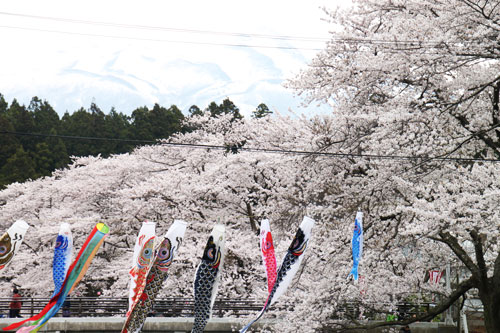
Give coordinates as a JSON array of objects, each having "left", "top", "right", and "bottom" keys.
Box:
[
  {"left": 286, "top": 0, "right": 500, "bottom": 331},
  {"left": 0, "top": 113, "right": 337, "bottom": 327},
  {"left": 3, "top": 2, "right": 500, "bottom": 332}
]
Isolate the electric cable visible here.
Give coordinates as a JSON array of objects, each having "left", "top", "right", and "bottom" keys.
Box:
[
  {"left": 0, "top": 11, "right": 492, "bottom": 54},
  {"left": 0, "top": 25, "right": 324, "bottom": 51},
  {"left": 1, "top": 130, "right": 499, "bottom": 163},
  {"left": 0, "top": 11, "right": 330, "bottom": 42}
]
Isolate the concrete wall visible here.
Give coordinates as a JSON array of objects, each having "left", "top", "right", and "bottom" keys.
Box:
[
  {"left": 0, "top": 317, "right": 273, "bottom": 332},
  {"left": 358, "top": 322, "right": 456, "bottom": 333},
  {"left": 0, "top": 318, "right": 456, "bottom": 332}
]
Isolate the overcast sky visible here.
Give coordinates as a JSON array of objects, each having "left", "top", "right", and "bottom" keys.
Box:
[{"left": 0, "top": 0, "right": 346, "bottom": 117}]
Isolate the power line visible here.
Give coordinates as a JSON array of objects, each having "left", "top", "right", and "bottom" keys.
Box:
[
  {"left": 0, "top": 11, "right": 330, "bottom": 43},
  {"left": 0, "top": 11, "right": 485, "bottom": 50},
  {"left": 2, "top": 131, "right": 499, "bottom": 164},
  {"left": 0, "top": 25, "right": 324, "bottom": 51},
  {"left": 0, "top": 24, "right": 488, "bottom": 56},
  {"left": 0, "top": 12, "right": 492, "bottom": 56},
  {"left": 0, "top": 131, "right": 156, "bottom": 144}
]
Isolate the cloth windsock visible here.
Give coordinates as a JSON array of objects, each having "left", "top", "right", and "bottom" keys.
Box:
[
  {"left": 4, "top": 223, "right": 110, "bottom": 332},
  {"left": 0, "top": 220, "right": 29, "bottom": 274},
  {"left": 52, "top": 223, "right": 73, "bottom": 297},
  {"left": 127, "top": 221, "right": 156, "bottom": 316},
  {"left": 16, "top": 224, "right": 75, "bottom": 333},
  {"left": 259, "top": 219, "right": 277, "bottom": 294},
  {"left": 240, "top": 216, "right": 314, "bottom": 333},
  {"left": 122, "top": 220, "right": 188, "bottom": 333},
  {"left": 348, "top": 212, "right": 363, "bottom": 282},
  {"left": 191, "top": 224, "right": 226, "bottom": 333}
]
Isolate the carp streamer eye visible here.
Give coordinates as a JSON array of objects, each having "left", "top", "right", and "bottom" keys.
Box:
[
  {"left": 290, "top": 228, "right": 306, "bottom": 252},
  {"left": 157, "top": 240, "right": 174, "bottom": 271},
  {"left": 138, "top": 238, "right": 155, "bottom": 267},
  {"left": 157, "top": 240, "right": 171, "bottom": 260},
  {"left": 211, "top": 247, "right": 221, "bottom": 268},
  {"left": 202, "top": 236, "right": 218, "bottom": 263},
  {"left": 207, "top": 248, "right": 215, "bottom": 260},
  {"left": 158, "top": 248, "right": 169, "bottom": 259},
  {"left": 55, "top": 236, "right": 69, "bottom": 250},
  {"left": 292, "top": 240, "right": 308, "bottom": 256},
  {"left": 0, "top": 245, "right": 7, "bottom": 255}
]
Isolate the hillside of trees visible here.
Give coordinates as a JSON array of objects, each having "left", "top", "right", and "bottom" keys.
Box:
[{"left": 0, "top": 93, "right": 271, "bottom": 189}]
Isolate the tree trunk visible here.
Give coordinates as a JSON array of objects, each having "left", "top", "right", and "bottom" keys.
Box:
[
  {"left": 479, "top": 288, "right": 500, "bottom": 333},
  {"left": 245, "top": 202, "right": 258, "bottom": 232}
]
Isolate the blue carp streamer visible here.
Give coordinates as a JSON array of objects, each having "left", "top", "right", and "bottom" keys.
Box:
[
  {"left": 348, "top": 212, "right": 363, "bottom": 282},
  {"left": 240, "top": 216, "right": 314, "bottom": 333},
  {"left": 52, "top": 223, "right": 73, "bottom": 298}
]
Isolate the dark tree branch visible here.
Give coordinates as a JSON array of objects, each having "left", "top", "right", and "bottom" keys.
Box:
[
  {"left": 429, "top": 231, "right": 480, "bottom": 278},
  {"left": 470, "top": 230, "right": 488, "bottom": 287},
  {"left": 103, "top": 241, "right": 129, "bottom": 249},
  {"left": 493, "top": 249, "right": 500, "bottom": 287},
  {"left": 321, "top": 277, "right": 476, "bottom": 332}
]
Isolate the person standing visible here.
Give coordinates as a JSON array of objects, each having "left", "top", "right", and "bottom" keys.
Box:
[{"left": 9, "top": 288, "right": 22, "bottom": 318}]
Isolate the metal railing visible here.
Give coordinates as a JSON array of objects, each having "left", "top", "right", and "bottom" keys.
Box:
[
  {"left": 0, "top": 297, "right": 265, "bottom": 318},
  {"left": 0, "top": 297, "right": 454, "bottom": 321},
  {"left": 330, "top": 301, "right": 443, "bottom": 321}
]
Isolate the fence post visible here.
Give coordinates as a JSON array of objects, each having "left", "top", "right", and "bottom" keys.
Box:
[{"left": 30, "top": 297, "right": 34, "bottom": 317}]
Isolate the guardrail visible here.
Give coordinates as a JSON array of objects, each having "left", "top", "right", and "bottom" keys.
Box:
[
  {"left": 0, "top": 297, "right": 265, "bottom": 318},
  {"left": 0, "top": 297, "right": 453, "bottom": 322}
]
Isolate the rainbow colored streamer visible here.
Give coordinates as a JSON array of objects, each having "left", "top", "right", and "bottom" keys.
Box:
[{"left": 4, "top": 223, "right": 109, "bottom": 332}]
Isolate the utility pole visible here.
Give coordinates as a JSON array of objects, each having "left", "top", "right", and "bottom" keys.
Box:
[{"left": 445, "top": 263, "right": 455, "bottom": 325}]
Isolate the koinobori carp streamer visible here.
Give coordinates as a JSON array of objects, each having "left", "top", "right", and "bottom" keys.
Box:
[
  {"left": 52, "top": 223, "right": 73, "bottom": 298},
  {"left": 259, "top": 219, "right": 277, "bottom": 295},
  {"left": 348, "top": 212, "right": 363, "bottom": 282},
  {"left": 127, "top": 221, "right": 156, "bottom": 316},
  {"left": 122, "top": 220, "right": 187, "bottom": 333},
  {"left": 0, "top": 220, "right": 29, "bottom": 274},
  {"left": 17, "top": 223, "right": 74, "bottom": 333},
  {"left": 191, "top": 224, "right": 226, "bottom": 333},
  {"left": 240, "top": 216, "right": 314, "bottom": 333}
]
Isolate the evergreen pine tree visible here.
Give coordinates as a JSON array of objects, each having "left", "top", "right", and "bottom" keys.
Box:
[{"left": 0, "top": 146, "right": 37, "bottom": 188}]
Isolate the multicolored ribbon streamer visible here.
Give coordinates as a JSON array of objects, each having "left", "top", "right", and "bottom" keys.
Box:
[
  {"left": 191, "top": 224, "right": 226, "bottom": 333},
  {"left": 348, "top": 212, "right": 363, "bottom": 282},
  {"left": 0, "top": 220, "right": 29, "bottom": 274},
  {"left": 127, "top": 221, "right": 156, "bottom": 316},
  {"left": 240, "top": 216, "right": 314, "bottom": 333},
  {"left": 4, "top": 223, "right": 109, "bottom": 332},
  {"left": 122, "top": 220, "right": 187, "bottom": 333}
]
